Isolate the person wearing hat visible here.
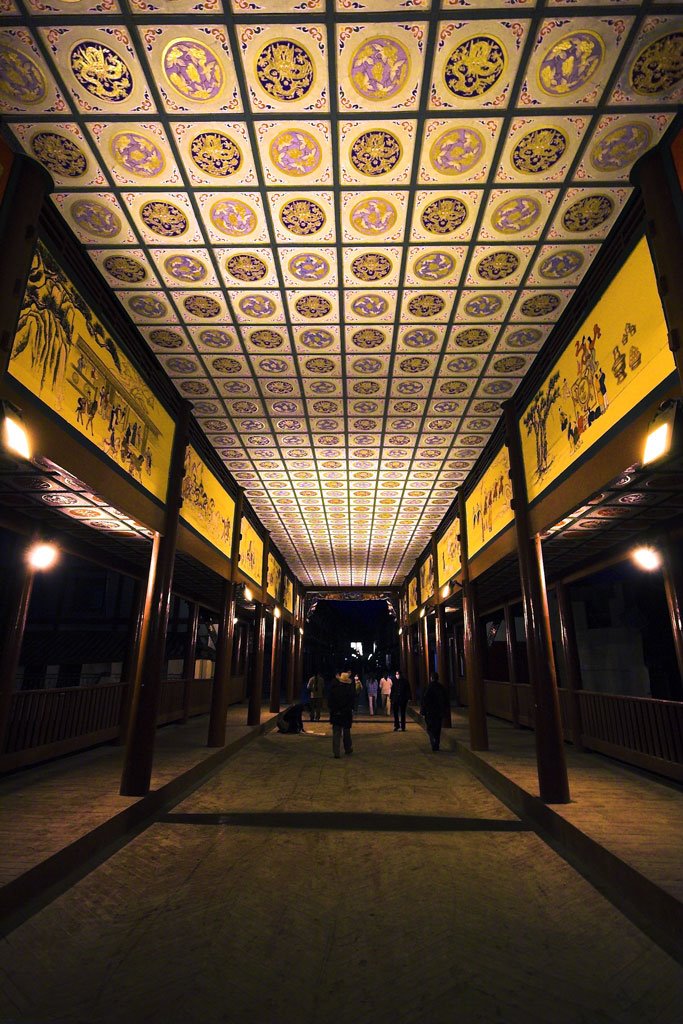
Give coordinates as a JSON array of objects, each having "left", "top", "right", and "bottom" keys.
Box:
[{"left": 328, "top": 670, "right": 355, "bottom": 759}]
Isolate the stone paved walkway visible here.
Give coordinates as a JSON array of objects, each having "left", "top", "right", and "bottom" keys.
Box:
[{"left": 1, "top": 720, "right": 681, "bottom": 1024}]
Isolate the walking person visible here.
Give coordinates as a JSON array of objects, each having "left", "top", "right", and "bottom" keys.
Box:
[
  {"left": 307, "top": 669, "right": 325, "bottom": 722},
  {"left": 421, "top": 671, "right": 448, "bottom": 752},
  {"left": 353, "top": 673, "right": 362, "bottom": 714},
  {"left": 391, "top": 670, "right": 411, "bottom": 732},
  {"left": 329, "top": 670, "right": 354, "bottom": 759},
  {"left": 365, "top": 675, "right": 378, "bottom": 716},
  {"left": 379, "top": 673, "right": 392, "bottom": 716}
]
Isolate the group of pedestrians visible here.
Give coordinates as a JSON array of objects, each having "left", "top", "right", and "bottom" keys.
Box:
[{"left": 327, "top": 668, "right": 422, "bottom": 758}]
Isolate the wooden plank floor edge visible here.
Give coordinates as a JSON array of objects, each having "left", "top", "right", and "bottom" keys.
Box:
[{"left": 408, "top": 707, "right": 683, "bottom": 968}]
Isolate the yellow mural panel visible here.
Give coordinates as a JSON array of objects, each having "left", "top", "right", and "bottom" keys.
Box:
[
  {"left": 437, "top": 517, "right": 461, "bottom": 585},
  {"left": 239, "top": 516, "right": 264, "bottom": 585},
  {"left": 466, "top": 445, "right": 513, "bottom": 559},
  {"left": 181, "top": 446, "right": 235, "bottom": 558},
  {"left": 419, "top": 554, "right": 434, "bottom": 603},
  {"left": 521, "top": 238, "right": 674, "bottom": 504},
  {"left": 407, "top": 576, "right": 418, "bottom": 615},
  {"left": 267, "top": 552, "right": 282, "bottom": 600},
  {"left": 9, "top": 242, "right": 173, "bottom": 502},
  {"left": 283, "top": 576, "right": 294, "bottom": 614}
]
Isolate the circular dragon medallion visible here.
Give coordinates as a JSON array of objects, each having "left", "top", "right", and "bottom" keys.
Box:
[
  {"left": 511, "top": 127, "right": 567, "bottom": 174},
  {"left": 210, "top": 198, "right": 257, "bottom": 236},
  {"left": 256, "top": 40, "right": 314, "bottom": 103},
  {"left": 184, "top": 295, "right": 221, "bottom": 318},
  {"left": 506, "top": 327, "right": 543, "bottom": 348},
  {"left": 239, "top": 294, "right": 276, "bottom": 318},
  {"left": 288, "top": 252, "right": 330, "bottom": 281},
  {"left": 464, "top": 294, "right": 502, "bottom": 317},
  {"left": 31, "top": 132, "right": 86, "bottom": 177},
  {"left": 399, "top": 356, "right": 430, "bottom": 373},
  {"left": 280, "top": 198, "right": 326, "bottom": 236},
  {"left": 351, "top": 252, "right": 392, "bottom": 282},
  {"left": 312, "top": 400, "right": 339, "bottom": 414},
  {"left": 0, "top": 43, "right": 47, "bottom": 105},
  {"left": 270, "top": 128, "right": 322, "bottom": 177},
  {"left": 353, "top": 380, "right": 381, "bottom": 395},
  {"left": 111, "top": 131, "right": 165, "bottom": 178},
  {"left": 439, "top": 380, "right": 468, "bottom": 395},
  {"left": 307, "top": 380, "right": 333, "bottom": 395},
  {"left": 493, "top": 355, "right": 526, "bottom": 373},
  {"left": 306, "top": 357, "right": 336, "bottom": 374},
  {"left": 538, "top": 32, "right": 605, "bottom": 96},
  {"left": 190, "top": 131, "right": 242, "bottom": 177},
  {"left": 414, "top": 252, "right": 455, "bottom": 282},
  {"left": 350, "top": 129, "right": 402, "bottom": 177},
  {"left": 351, "top": 328, "right": 385, "bottom": 349},
  {"left": 483, "top": 379, "right": 513, "bottom": 396},
  {"left": 140, "top": 200, "right": 188, "bottom": 238},
  {"left": 444, "top": 35, "right": 506, "bottom": 99},
  {"left": 349, "top": 197, "right": 398, "bottom": 236},
  {"left": 226, "top": 253, "right": 268, "bottom": 282},
  {"left": 630, "top": 33, "right": 683, "bottom": 96},
  {"left": 476, "top": 250, "right": 519, "bottom": 281},
  {"left": 70, "top": 41, "right": 133, "bottom": 103},
  {"left": 351, "top": 294, "right": 389, "bottom": 318},
  {"left": 397, "top": 380, "right": 425, "bottom": 395},
  {"left": 353, "top": 357, "right": 383, "bottom": 375},
  {"left": 300, "top": 329, "right": 334, "bottom": 348},
  {"left": 562, "top": 194, "right": 614, "bottom": 232},
  {"left": 199, "top": 328, "right": 232, "bottom": 348},
  {"left": 350, "top": 35, "right": 410, "bottom": 101},
  {"left": 71, "top": 199, "right": 121, "bottom": 238},
  {"left": 590, "top": 122, "right": 652, "bottom": 173},
  {"left": 149, "top": 328, "right": 184, "bottom": 348},
  {"left": 162, "top": 38, "right": 223, "bottom": 102},
  {"left": 491, "top": 195, "right": 542, "bottom": 234},
  {"left": 408, "top": 294, "right": 445, "bottom": 317},
  {"left": 128, "top": 295, "right": 166, "bottom": 319},
  {"left": 103, "top": 254, "right": 146, "bottom": 283},
  {"left": 295, "top": 295, "right": 332, "bottom": 319},
  {"left": 166, "top": 356, "right": 197, "bottom": 375},
  {"left": 213, "top": 357, "right": 242, "bottom": 374},
  {"left": 473, "top": 400, "right": 500, "bottom": 414},
  {"left": 520, "top": 293, "right": 560, "bottom": 317},
  {"left": 420, "top": 197, "right": 468, "bottom": 235},
  {"left": 250, "top": 329, "right": 284, "bottom": 348},
  {"left": 165, "top": 254, "right": 207, "bottom": 283},
  {"left": 448, "top": 356, "right": 478, "bottom": 373},
  {"left": 454, "top": 328, "right": 489, "bottom": 348},
  {"left": 223, "top": 381, "right": 250, "bottom": 394},
  {"left": 430, "top": 126, "right": 484, "bottom": 176},
  {"left": 539, "top": 250, "right": 583, "bottom": 280},
  {"left": 259, "top": 357, "right": 288, "bottom": 374},
  {"left": 403, "top": 328, "right": 438, "bottom": 348}
]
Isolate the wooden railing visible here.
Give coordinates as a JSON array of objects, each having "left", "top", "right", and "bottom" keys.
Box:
[
  {"left": 0, "top": 677, "right": 216, "bottom": 772},
  {"left": 458, "top": 679, "right": 683, "bottom": 782}
]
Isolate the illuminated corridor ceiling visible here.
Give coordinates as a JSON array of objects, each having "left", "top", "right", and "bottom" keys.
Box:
[{"left": 0, "top": 2, "right": 681, "bottom": 587}]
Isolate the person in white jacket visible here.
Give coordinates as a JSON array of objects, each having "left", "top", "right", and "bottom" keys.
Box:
[{"left": 379, "top": 674, "right": 392, "bottom": 716}]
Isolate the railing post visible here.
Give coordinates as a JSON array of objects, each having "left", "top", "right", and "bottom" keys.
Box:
[
  {"left": 555, "top": 581, "right": 584, "bottom": 750},
  {"left": 503, "top": 401, "right": 570, "bottom": 804},
  {"left": 120, "top": 400, "right": 192, "bottom": 797},
  {"left": 0, "top": 557, "right": 34, "bottom": 753},
  {"left": 181, "top": 601, "right": 200, "bottom": 723},
  {"left": 503, "top": 602, "right": 520, "bottom": 728},
  {"left": 459, "top": 490, "right": 488, "bottom": 750}
]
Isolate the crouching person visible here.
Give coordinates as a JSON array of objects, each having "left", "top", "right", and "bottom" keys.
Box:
[{"left": 276, "top": 703, "right": 306, "bottom": 734}]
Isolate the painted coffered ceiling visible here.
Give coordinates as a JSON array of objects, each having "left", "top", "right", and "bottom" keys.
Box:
[{"left": 0, "top": 0, "right": 681, "bottom": 587}]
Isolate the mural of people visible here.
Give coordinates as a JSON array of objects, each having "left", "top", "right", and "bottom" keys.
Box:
[{"left": 181, "top": 449, "right": 233, "bottom": 554}]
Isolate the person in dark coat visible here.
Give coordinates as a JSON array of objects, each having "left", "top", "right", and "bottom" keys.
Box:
[
  {"left": 421, "top": 671, "right": 448, "bottom": 751},
  {"left": 391, "top": 670, "right": 412, "bottom": 732},
  {"left": 328, "top": 670, "right": 355, "bottom": 758},
  {"left": 276, "top": 703, "right": 305, "bottom": 734}
]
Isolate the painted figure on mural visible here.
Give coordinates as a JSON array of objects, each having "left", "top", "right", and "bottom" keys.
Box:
[{"left": 182, "top": 450, "right": 232, "bottom": 550}]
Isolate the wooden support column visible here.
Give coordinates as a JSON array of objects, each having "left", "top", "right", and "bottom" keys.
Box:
[
  {"left": 503, "top": 603, "right": 520, "bottom": 729},
  {"left": 419, "top": 613, "right": 429, "bottom": 694},
  {"left": 0, "top": 556, "right": 34, "bottom": 751},
  {"left": 0, "top": 153, "right": 52, "bottom": 376},
  {"left": 284, "top": 623, "right": 295, "bottom": 702},
  {"left": 662, "top": 542, "right": 683, "bottom": 684},
  {"left": 555, "top": 581, "right": 584, "bottom": 750},
  {"left": 181, "top": 601, "right": 200, "bottom": 724},
  {"left": 434, "top": 602, "right": 453, "bottom": 727},
  {"left": 503, "top": 402, "right": 570, "bottom": 803},
  {"left": 269, "top": 614, "right": 282, "bottom": 713},
  {"left": 207, "top": 488, "right": 243, "bottom": 746},
  {"left": 459, "top": 491, "right": 488, "bottom": 750},
  {"left": 120, "top": 400, "right": 191, "bottom": 797},
  {"left": 405, "top": 625, "right": 417, "bottom": 698},
  {"left": 633, "top": 133, "right": 683, "bottom": 394},
  {"left": 117, "top": 581, "right": 146, "bottom": 743},
  {"left": 246, "top": 534, "right": 269, "bottom": 726}
]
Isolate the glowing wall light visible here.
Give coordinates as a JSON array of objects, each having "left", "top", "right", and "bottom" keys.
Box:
[
  {"left": 0, "top": 402, "right": 30, "bottom": 460},
  {"left": 27, "top": 541, "right": 59, "bottom": 571},
  {"left": 631, "top": 546, "right": 662, "bottom": 572},
  {"left": 274, "top": 606, "right": 281, "bottom": 619},
  {"left": 244, "top": 586, "right": 253, "bottom": 603},
  {"left": 643, "top": 400, "right": 679, "bottom": 466}
]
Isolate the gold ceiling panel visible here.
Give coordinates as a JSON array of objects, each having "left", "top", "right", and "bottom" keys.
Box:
[{"left": 1, "top": 2, "right": 682, "bottom": 586}]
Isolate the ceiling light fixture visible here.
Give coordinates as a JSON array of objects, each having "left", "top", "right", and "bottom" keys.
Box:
[
  {"left": 632, "top": 545, "right": 661, "bottom": 572},
  {"left": 27, "top": 541, "right": 59, "bottom": 571},
  {"left": 643, "top": 400, "right": 680, "bottom": 466},
  {"left": 0, "top": 401, "right": 31, "bottom": 460}
]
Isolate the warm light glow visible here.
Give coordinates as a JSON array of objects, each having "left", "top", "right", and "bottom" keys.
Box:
[
  {"left": 27, "top": 542, "right": 58, "bottom": 571},
  {"left": 441, "top": 583, "right": 450, "bottom": 598},
  {"left": 419, "top": 607, "right": 426, "bottom": 618},
  {"left": 244, "top": 586, "right": 253, "bottom": 602},
  {"left": 2, "top": 413, "right": 31, "bottom": 460},
  {"left": 643, "top": 422, "right": 671, "bottom": 465},
  {"left": 233, "top": 616, "right": 238, "bottom": 625},
  {"left": 632, "top": 546, "right": 662, "bottom": 572},
  {"left": 299, "top": 626, "right": 304, "bottom": 636},
  {"left": 398, "top": 626, "right": 403, "bottom": 635},
  {"left": 274, "top": 606, "right": 281, "bottom": 619}
]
